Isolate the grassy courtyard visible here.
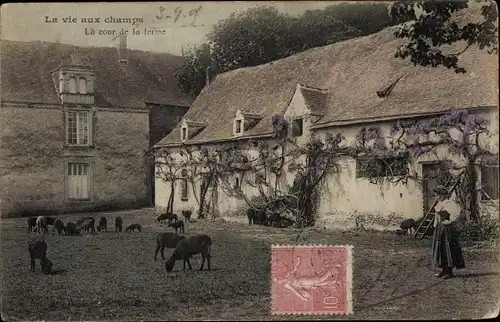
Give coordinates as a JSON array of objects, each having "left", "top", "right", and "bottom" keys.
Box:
[{"left": 1, "top": 208, "right": 499, "bottom": 321}]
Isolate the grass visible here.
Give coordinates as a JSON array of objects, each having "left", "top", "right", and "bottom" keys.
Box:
[{"left": 1, "top": 208, "right": 499, "bottom": 321}]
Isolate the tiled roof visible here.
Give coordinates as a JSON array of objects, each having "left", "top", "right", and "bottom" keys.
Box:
[
  {"left": 156, "top": 8, "right": 498, "bottom": 147},
  {"left": 0, "top": 40, "right": 194, "bottom": 108},
  {"left": 300, "top": 86, "right": 329, "bottom": 116}
]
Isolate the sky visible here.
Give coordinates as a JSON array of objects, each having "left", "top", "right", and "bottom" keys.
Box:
[{"left": 0, "top": 1, "right": 352, "bottom": 55}]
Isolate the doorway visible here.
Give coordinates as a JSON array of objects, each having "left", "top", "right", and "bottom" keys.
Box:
[{"left": 421, "top": 162, "right": 446, "bottom": 215}]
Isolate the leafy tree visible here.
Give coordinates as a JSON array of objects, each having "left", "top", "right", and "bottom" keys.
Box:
[
  {"left": 290, "top": 9, "right": 358, "bottom": 52},
  {"left": 208, "top": 6, "right": 297, "bottom": 72},
  {"left": 312, "top": 2, "right": 396, "bottom": 37},
  {"left": 176, "top": 3, "right": 396, "bottom": 96},
  {"left": 174, "top": 43, "right": 213, "bottom": 97},
  {"left": 389, "top": 0, "right": 498, "bottom": 72}
]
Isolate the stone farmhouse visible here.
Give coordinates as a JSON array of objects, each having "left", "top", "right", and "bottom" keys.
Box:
[
  {"left": 153, "top": 24, "right": 498, "bottom": 228},
  {"left": 0, "top": 36, "right": 193, "bottom": 217}
]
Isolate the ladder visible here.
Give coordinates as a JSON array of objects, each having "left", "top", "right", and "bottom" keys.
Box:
[{"left": 413, "top": 174, "right": 462, "bottom": 240}]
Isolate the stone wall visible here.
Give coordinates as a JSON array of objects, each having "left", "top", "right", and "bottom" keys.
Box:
[{"left": 0, "top": 104, "right": 151, "bottom": 217}]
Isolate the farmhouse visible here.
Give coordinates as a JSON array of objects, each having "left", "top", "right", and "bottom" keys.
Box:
[
  {"left": 0, "top": 36, "right": 193, "bottom": 217},
  {"left": 154, "top": 25, "right": 498, "bottom": 228}
]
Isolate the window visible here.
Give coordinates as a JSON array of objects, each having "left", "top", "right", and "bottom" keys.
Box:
[
  {"left": 356, "top": 155, "right": 409, "bottom": 178},
  {"left": 59, "top": 77, "right": 64, "bottom": 94},
  {"left": 68, "top": 77, "right": 77, "bottom": 93},
  {"left": 67, "top": 163, "right": 90, "bottom": 200},
  {"left": 67, "top": 110, "right": 90, "bottom": 145},
  {"left": 234, "top": 176, "right": 240, "bottom": 190},
  {"left": 180, "top": 169, "right": 188, "bottom": 200},
  {"left": 292, "top": 118, "right": 303, "bottom": 137},
  {"left": 78, "top": 77, "right": 87, "bottom": 94},
  {"left": 481, "top": 165, "right": 499, "bottom": 200},
  {"left": 181, "top": 127, "right": 187, "bottom": 141},
  {"left": 235, "top": 120, "right": 242, "bottom": 134}
]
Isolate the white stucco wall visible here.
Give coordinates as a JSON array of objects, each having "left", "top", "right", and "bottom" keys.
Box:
[
  {"left": 314, "top": 124, "right": 437, "bottom": 229},
  {"left": 155, "top": 108, "right": 499, "bottom": 228},
  {"left": 314, "top": 109, "right": 499, "bottom": 229},
  {"left": 155, "top": 141, "right": 278, "bottom": 217}
]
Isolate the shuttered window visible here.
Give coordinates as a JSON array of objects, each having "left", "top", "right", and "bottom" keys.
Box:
[{"left": 356, "top": 155, "right": 409, "bottom": 178}]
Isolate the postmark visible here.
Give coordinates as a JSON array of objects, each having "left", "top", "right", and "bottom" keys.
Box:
[{"left": 270, "top": 244, "right": 353, "bottom": 315}]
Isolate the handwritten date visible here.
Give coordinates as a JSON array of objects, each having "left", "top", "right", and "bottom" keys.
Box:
[{"left": 156, "top": 5, "right": 203, "bottom": 27}]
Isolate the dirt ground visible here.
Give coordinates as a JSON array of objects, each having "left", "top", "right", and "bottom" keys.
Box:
[{"left": 1, "top": 208, "right": 499, "bottom": 321}]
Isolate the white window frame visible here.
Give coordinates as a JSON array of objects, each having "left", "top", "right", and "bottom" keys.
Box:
[
  {"left": 234, "top": 119, "right": 243, "bottom": 135},
  {"left": 66, "top": 162, "right": 91, "bottom": 201},
  {"left": 66, "top": 109, "right": 92, "bottom": 146}
]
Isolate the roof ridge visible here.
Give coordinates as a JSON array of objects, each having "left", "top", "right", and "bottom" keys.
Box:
[
  {"left": 210, "top": 25, "right": 400, "bottom": 80},
  {"left": 0, "top": 39, "right": 183, "bottom": 58}
]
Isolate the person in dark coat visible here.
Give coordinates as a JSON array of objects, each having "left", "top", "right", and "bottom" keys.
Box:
[{"left": 431, "top": 210, "right": 465, "bottom": 279}]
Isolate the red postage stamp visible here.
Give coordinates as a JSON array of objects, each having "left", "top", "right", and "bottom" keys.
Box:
[{"left": 270, "top": 245, "right": 353, "bottom": 315}]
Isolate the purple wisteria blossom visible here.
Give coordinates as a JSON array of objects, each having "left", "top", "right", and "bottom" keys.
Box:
[
  {"left": 409, "top": 145, "right": 425, "bottom": 158},
  {"left": 271, "top": 114, "right": 283, "bottom": 127},
  {"left": 389, "top": 120, "right": 402, "bottom": 135}
]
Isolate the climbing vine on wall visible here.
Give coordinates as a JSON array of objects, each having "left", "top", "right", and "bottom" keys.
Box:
[{"left": 149, "top": 108, "right": 497, "bottom": 225}]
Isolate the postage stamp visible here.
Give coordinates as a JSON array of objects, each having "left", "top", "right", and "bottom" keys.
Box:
[{"left": 270, "top": 244, "right": 353, "bottom": 315}]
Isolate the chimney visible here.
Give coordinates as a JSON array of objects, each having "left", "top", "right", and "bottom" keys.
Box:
[
  {"left": 206, "top": 66, "right": 211, "bottom": 87},
  {"left": 118, "top": 34, "right": 128, "bottom": 64}
]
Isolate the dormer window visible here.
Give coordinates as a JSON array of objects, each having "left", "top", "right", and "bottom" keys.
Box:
[
  {"left": 68, "top": 77, "right": 77, "bottom": 93},
  {"left": 233, "top": 109, "right": 262, "bottom": 136},
  {"left": 181, "top": 127, "right": 188, "bottom": 141},
  {"left": 235, "top": 120, "right": 242, "bottom": 134},
  {"left": 180, "top": 119, "right": 207, "bottom": 142},
  {"left": 292, "top": 118, "right": 303, "bottom": 137},
  {"left": 53, "top": 54, "right": 96, "bottom": 104}
]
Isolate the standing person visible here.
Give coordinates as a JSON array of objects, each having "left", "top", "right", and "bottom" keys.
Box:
[
  {"left": 432, "top": 210, "right": 465, "bottom": 279},
  {"left": 431, "top": 185, "right": 460, "bottom": 230}
]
